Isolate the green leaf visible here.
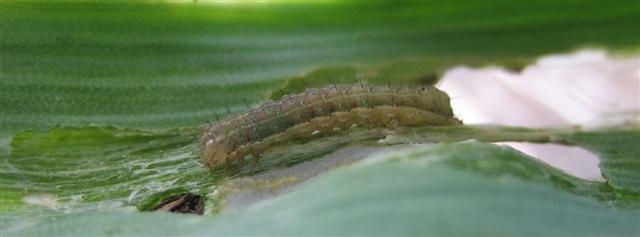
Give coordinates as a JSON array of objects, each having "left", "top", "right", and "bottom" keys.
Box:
[
  {"left": 7, "top": 142, "right": 639, "bottom": 236},
  {"left": 0, "top": 126, "right": 211, "bottom": 213}
]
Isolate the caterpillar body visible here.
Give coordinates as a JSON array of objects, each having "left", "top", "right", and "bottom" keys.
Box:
[{"left": 200, "top": 84, "right": 460, "bottom": 169}]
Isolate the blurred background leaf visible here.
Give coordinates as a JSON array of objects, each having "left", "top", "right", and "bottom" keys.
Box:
[{"left": 1, "top": 1, "right": 638, "bottom": 145}]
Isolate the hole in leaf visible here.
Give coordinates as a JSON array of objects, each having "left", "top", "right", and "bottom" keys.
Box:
[
  {"left": 496, "top": 142, "right": 603, "bottom": 181},
  {"left": 150, "top": 193, "right": 205, "bottom": 215},
  {"left": 438, "top": 50, "right": 639, "bottom": 128}
]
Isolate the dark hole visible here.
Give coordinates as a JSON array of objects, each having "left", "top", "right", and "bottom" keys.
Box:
[{"left": 152, "top": 193, "right": 205, "bottom": 215}]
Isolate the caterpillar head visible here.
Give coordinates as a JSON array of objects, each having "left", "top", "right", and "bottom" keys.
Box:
[{"left": 202, "top": 137, "right": 234, "bottom": 169}]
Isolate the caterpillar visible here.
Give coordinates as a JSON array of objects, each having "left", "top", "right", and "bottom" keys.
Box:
[{"left": 200, "top": 83, "right": 460, "bottom": 169}]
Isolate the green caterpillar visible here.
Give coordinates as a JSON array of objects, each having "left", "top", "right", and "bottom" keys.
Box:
[{"left": 200, "top": 84, "right": 460, "bottom": 169}]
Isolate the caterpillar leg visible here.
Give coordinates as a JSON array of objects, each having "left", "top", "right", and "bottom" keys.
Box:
[
  {"left": 237, "top": 153, "right": 246, "bottom": 168},
  {"left": 248, "top": 144, "right": 262, "bottom": 173},
  {"left": 222, "top": 159, "right": 235, "bottom": 176}
]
